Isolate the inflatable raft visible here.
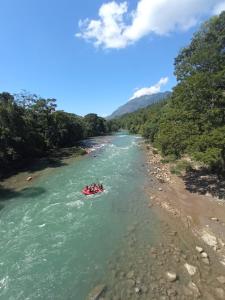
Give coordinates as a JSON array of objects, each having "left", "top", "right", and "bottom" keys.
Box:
[{"left": 82, "top": 187, "right": 104, "bottom": 195}]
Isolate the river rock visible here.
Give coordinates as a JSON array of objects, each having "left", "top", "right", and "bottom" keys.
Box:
[
  {"left": 211, "top": 217, "right": 219, "bottom": 221},
  {"left": 201, "top": 252, "right": 208, "bottom": 258},
  {"left": 126, "top": 271, "right": 134, "bottom": 279},
  {"left": 134, "top": 287, "right": 141, "bottom": 294},
  {"left": 196, "top": 246, "right": 204, "bottom": 253},
  {"left": 201, "top": 232, "right": 218, "bottom": 247},
  {"left": 26, "top": 176, "right": 32, "bottom": 181},
  {"left": 217, "top": 276, "right": 225, "bottom": 284},
  {"left": 184, "top": 263, "right": 197, "bottom": 276},
  {"left": 215, "top": 287, "right": 225, "bottom": 299},
  {"left": 166, "top": 272, "right": 177, "bottom": 282},
  {"left": 87, "top": 284, "right": 106, "bottom": 300}
]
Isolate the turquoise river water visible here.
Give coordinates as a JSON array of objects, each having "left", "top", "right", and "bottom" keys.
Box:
[{"left": 0, "top": 133, "right": 160, "bottom": 300}]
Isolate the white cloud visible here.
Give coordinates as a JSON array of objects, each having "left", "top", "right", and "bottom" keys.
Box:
[
  {"left": 129, "top": 77, "right": 169, "bottom": 100},
  {"left": 213, "top": 1, "right": 225, "bottom": 14},
  {"left": 76, "top": 0, "right": 225, "bottom": 49}
]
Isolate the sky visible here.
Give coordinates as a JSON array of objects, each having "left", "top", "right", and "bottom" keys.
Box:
[{"left": 0, "top": 0, "right": 225, "bottom": 116}]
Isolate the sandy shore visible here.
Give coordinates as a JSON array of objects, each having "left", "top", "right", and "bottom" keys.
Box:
[{"left": 145, "top": 144, "right": 225, "bottom": 299}]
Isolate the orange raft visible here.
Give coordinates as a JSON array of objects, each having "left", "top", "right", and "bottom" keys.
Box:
[{"left": 82, "top": 187, "right": 104, "bottom": 195}]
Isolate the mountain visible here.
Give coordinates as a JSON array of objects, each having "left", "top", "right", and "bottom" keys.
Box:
[{"left": 108, "top": 91, "right": 171, "bottom": 119}]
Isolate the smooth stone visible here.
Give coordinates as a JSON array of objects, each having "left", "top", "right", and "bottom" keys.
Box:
[
  {"left": 26, "top": 176, "right": 32, "bottom": 181},
  {"left": 211, "top": 217, "right": 219, "bottom": 221},
  {"left": 196, "top": 246, "right": 204, "bottom": 253},
  {"left": 215, "top": 287, "right": 225, "bottom": 299},
  {"left": 184, "top": 263, "right": 197, "bottom": 276},
  {"left": 87, "top": 284, "right": 106, "bottom": 300},
  {"left": 166, "top": 272, "right": 177, "bottom": 282},
  {"left": 158, "top": 187, "right": 163, "bottom": 191},
  {"left": 201, "top": 252, "right": 208, "bottom": 258}
]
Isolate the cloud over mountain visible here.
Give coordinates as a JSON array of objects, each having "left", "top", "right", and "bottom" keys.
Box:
[
  {"left": 130, "top": 77, "right": 169, "bottom": 100},
  {"left": 76, "top": 0, "right": 225, "bottom": 49}
]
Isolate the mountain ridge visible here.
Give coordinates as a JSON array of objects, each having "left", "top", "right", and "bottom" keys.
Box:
[{"left": 108, "top": 91, "right": 171, "bottom": 119}]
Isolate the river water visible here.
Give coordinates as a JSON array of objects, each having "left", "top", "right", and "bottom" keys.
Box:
[{"left": 0, "top": 133, "right": 161, "bottom": 300}]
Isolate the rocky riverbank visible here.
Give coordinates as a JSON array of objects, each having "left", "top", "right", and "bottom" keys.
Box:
[
  {"left": 144, "top": 144, "right": 225, "bottom": 299},
  {"left": 88, "top": 144, "right": 225, "bottom": 300}
]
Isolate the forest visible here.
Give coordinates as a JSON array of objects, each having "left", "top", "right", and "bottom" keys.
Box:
[
  {"left": 117, "top": 12, "right": 225, "bottom": 173},
  {"left": 0, "top": 91, "right": 118, "bottom": 173}
]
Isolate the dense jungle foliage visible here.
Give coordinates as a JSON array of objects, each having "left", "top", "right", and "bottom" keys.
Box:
[
  {"left": 0, "top": 91, "right": 118, "bottom": 172},
  {"left": 117, "top": 12, "right": 225, "bottom": 173}
]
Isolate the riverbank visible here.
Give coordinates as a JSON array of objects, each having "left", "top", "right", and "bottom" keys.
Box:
[
  {"left": 0, "top": 146, "right": 87, "bottom": 194},
  {"left": 145, "top": 144, "right": 225, "bottom": 299}
]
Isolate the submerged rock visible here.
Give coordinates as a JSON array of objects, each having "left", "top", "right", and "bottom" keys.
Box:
[{"left": 87, "top": 284, "right": 106, "bottom": 300}]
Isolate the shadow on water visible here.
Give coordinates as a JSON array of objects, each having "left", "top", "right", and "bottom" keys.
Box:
[
  {"left": 0, "top": 185, "right": 46, "bottom": 202},
  {"left": 0, "top": 152, "right": 71, "bottom": 181},
  {"left": 183, "top": 168, "right": 225, "bottom": 199}
]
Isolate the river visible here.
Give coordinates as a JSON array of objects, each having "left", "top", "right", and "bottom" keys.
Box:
[{"left": 0, "top": 133, "right": 161, "bottom": 300}]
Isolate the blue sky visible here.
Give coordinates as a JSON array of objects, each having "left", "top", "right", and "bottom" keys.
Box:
[{"left": 0, "top": 0, "right": 224, "bottom": 116}]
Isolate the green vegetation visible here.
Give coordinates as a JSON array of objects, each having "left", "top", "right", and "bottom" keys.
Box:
[
  {"left": 170, "top": 161, "right": 193, "bottom": 176},
  {"left": 116, "top": 12, "right": 225, "bottom": 174},
  {"left": 0, "top": 91, "right": 118, "bottom": 174}
]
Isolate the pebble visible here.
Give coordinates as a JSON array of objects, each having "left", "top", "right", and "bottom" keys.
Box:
[
  {"left": 26, "top": 176, "right": 32, "bottom": 181},
  {"left": 166, "top": 272, "right": 177, "bottom": 282},
  {"left": 158, "top": 187, "right": 163, "bottom": 191},
  {"left": 184, "top": 263, "right": 197, "bottom": 276},
  {"left": 196, "top": 246, "right": 204, "bottom": 253},
  {"left": 211, "top": 217, "right": 219, "bottom": 221},
  {"left": 134, "top": 287, "right": 141, "bottom": 294}
]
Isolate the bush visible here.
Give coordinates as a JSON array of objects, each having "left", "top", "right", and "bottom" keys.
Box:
[
  {"left": 170, "top": 160, "right": 193, "bottom": 175},
  {"left": 161, "top": 154, "right": 177, "bottom": 164}
]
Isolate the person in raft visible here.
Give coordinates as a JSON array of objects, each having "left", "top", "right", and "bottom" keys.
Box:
[{"left": 86, "top": 183, "right": 103, "bottom": 192}]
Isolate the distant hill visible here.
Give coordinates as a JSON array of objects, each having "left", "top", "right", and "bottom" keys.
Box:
[{"left": 108, "top": 91, "right": 171, "bottom": 119}]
